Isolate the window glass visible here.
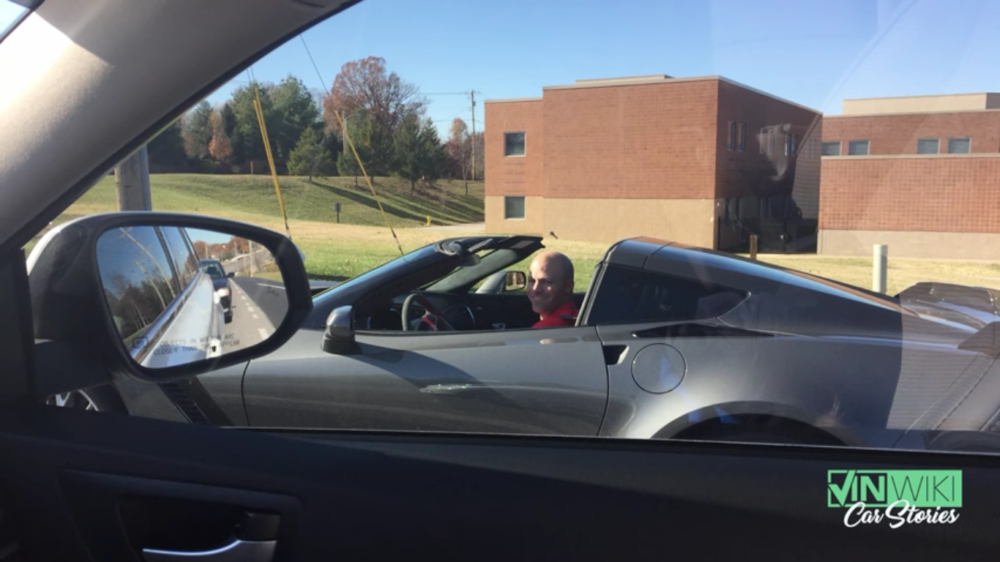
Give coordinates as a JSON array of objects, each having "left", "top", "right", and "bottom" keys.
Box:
[
  {"left": 586, "top": 265, "right": 747, "bottom": 325},
  {"left": 821, "top": 141, "right": 841, "bottom": 156},
  {"left": 504, "top": 132, "right": 525, "bottom": 156},
  {"left": 29, "top": 0, "right": 1000, "bottom": 457},
  {"left": 948, "top": 137, "right": 971, "bottom": 154},
  {"left": 201, "top": 262, "right": 225, "bottom": 278},
  {"left": 160, "top": 227, "right": 199, "bottom": 289},
  {"left": 504, "top": 196, "right": 525, "bottom": 219},
  {"left": 917, "top": 138, "right": 939, "bottom": 154},
  {"left": 848, "top": 140, "right": 869, "bottom": 155},
  {"left": 96, "top": 226, "right": 178, "bottom": 343}
]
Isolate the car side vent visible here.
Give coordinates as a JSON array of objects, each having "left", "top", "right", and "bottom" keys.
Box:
[
  {"left": 602, "top": 345, "right": 628, "bottom": 365},
  {"left": 632, "top": 323, "right": 772, "bottom": 339},
  {"left": 157, "top": 382, "right": 211, "bottom": 424}
]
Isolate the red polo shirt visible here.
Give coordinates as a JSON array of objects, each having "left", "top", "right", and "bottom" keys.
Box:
[{"left": 532, "top": 301, "right": 579, "bottom": 328}]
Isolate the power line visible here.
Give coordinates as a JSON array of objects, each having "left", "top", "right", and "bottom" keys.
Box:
[{"left": 299, "top": 35, "right": 329, "bottom": 94}]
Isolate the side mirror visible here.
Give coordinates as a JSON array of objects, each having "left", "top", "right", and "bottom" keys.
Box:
[
  {"left": 505, "top": 271, "right": 527, "bottom": 292},
  {"left": 323, "top": 305, "right": 358, "bottom": 355},
  {"left": 27, "top": 212, "right": 313, "bottom": 393},
  {"left": 227, "top": 272, "right": 235, "bottom": 278}
]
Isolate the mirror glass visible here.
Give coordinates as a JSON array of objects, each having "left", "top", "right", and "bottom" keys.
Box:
[{"left": 96, "top": 225, "right": 289, "bottom": 369}]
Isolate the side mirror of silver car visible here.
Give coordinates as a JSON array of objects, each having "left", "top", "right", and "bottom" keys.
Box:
[{"left": 323, "top": 305, "right": 358, "bottom": 355}]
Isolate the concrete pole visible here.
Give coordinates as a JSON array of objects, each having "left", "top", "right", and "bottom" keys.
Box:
[
  {"left": 873, "top": 244, "right": 888, "bottom": 294},
  {"left": 115, "top": 145, "right": 152, "bottom": 211}
]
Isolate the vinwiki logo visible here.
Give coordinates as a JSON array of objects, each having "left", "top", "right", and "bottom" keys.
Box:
[{"left": 827, "top": 470, "right": 962, "bottom": 528}]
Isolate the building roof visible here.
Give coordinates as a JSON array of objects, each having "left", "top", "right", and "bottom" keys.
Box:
[
  {"left": 841, "top": 93, "right": 1000, "bottom": 116},
  {"left": 484, "top": 74, "right": 820, "bottom": 114}
]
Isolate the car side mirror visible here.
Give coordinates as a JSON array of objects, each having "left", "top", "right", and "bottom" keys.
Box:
[
  {"left": 323, "top": 305, "right": 358, "bottom": 355},
  {"left": 27, "top": 212, "right": 313, "bottom": 393},
  {"left": 227, "top": 272, "right": 235, "bottom": 278},
  {"left": 505, "top": 271, "right": 527, "bottom": 292}
]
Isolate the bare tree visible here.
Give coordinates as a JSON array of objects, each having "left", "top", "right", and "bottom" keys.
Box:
[{"left": 446, "top": 118, "right": 471, "bottom": 192}]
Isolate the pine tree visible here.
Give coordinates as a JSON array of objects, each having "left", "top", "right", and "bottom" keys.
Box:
[{"left": 287, "top": 127, "right": 334, "bottom": 181}]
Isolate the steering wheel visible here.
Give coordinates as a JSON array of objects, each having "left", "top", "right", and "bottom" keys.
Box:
[{"left": 401, "top": 292, "right": 457, "bottom": 332}]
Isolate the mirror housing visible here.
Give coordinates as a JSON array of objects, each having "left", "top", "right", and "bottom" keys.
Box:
[
  {"left": 227, "top": 271, "right": 235, "bottom": 278},
  {"left": 505, "top": 271, "right": 527, "bottom": 292},
  {"left": 323, "top": 305, "right": 358, "bottom": 355},
  {"left": 27, "top": 212, "right": 313, "bottom": 392}
]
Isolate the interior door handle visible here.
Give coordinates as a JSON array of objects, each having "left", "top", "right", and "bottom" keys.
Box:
[
  {"left": 142, "top": 511, "right": 279, "bottom": 562},
  {"left": 142, "top": 539, "right": 276, "bottom": 562}
]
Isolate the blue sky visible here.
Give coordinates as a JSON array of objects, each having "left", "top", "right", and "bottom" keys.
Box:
[{"left": 6, "top": 0, "right": 1000, "bottom": 135}]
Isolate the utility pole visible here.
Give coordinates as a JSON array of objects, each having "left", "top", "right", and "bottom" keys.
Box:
[
  {"left": 470, "top": 91, "right": 477, "bottom": 182},
  {"left": 115, "top": 145, "right": 151, "bottom": 211}
]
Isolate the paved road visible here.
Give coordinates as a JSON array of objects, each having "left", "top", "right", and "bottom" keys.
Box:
[{"left": 221, "top": 276, "right": 289, "bottom": 354}]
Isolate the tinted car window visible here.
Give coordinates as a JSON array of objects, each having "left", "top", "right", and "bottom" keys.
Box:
[
  {"left": 160, "top": 227, "right": 199, "bottom": 289},
  {"left": 96, "top": 226, "right": 178, "bottom": 342},
  {"left": 202, "top": 262, "right": 225, "bottom": 278},
  {"left": 587, "top": 265, "right": 747, "bottom": 325}
]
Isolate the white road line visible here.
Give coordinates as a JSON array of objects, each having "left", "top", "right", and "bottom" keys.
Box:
[
  {"left": 247, "top": 307, "right": 256, "bottom": 313},
  {"left": 258, "top": 328, "right": 269, "bottom": 341},
  {"left": 252, "top": 314, "right": 259, "bottom": 320}
]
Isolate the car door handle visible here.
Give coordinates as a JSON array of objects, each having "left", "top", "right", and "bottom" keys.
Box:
[
  {"left": 143, "top": 539, "right": 276, "bottom": 562},
  {"left": 143, "top": 511, "right": 279, "bottom": 562}
]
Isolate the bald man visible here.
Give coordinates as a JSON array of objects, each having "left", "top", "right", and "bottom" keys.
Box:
[{"left": 526, "top": 251, "right": 578, "bottom": 328}]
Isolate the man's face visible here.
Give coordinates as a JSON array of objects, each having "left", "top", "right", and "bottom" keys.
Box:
[{"left": 526, "top": 255, "right": 569, "bottom": 314}]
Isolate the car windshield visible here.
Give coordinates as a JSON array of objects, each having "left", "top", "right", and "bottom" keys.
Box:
[{"left": 16, "top": 0, "right": 1000, "bottom": 464}]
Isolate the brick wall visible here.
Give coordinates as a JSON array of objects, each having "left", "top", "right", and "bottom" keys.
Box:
[
  {"left": 823, "top": 112, "right": 1000, "bottom": 155},
  {"left": 542, "top": 79, "right": 718, "bottom": 200},
  {"left": 484, "top": 99, "right": 544, "bottom": 197},
  {"left": 819, "top": 155, "right": 1000, "bottom": 232},
  {"left": 715, "top": 81, "right": 823, "bottom": 201}
]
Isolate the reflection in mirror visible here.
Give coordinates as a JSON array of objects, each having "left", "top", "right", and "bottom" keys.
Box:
[{"left": 96, "top": 226, "right": 289, "bottom": 369}]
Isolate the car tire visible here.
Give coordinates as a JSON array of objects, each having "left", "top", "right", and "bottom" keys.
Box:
[{"left": 46, "top": 384, "right": 128, "bottom": 414}]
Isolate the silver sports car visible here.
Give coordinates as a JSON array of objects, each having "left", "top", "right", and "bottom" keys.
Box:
[{"left": 119, "top": 235, "right": 1000, "bottom": 452}]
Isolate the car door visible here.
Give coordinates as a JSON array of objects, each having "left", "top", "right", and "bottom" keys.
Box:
[{"left": 243, "top": 323, "right": 609, "bottom": 435}]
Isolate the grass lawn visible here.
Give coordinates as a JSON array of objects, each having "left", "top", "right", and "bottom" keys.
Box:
[{"left": 27, "top": 173, "right": 1000, "bottom": 297}]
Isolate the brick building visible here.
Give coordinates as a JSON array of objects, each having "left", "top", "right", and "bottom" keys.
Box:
[
  {"left": 819, "top": 94, "right": 1000, "bottom": 259},
  {"left": 485, "top": 75, "right": 823, "bottom": 252}
]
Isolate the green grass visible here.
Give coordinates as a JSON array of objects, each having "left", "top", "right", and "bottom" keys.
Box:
[
  {"left": 76, "top": 174, "right": 484, "bottom": 226},
  {"left": 25, "top": 173, "right": 484, "bottom": 255}
]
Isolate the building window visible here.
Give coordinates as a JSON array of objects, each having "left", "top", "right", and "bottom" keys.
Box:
[
  {"left": 727, "top": 121, "right": 735, "bottom": 151},
  {"left": 737, "top": 123, "right": 745, "bottom": 152},
  {"left": 821, "top": 141, "right": 841, "bottom": 156},
  {"left": 785, "top": 134, "right": 798, "bottom": 157},
  {"left": 504, "top": 132, "right": 525, "bottom": 156},
  {"left": 917, "top": 138, "right": 939, "bottom": 154},
  {"left": 504, "top": 196, "right": 525, "bottom": 219},
  {"left": 947, "top": 137, "right": 971, "bottom": 154},
  {"left": 759, "top": 127, "right": 769, "bottom": 155},
  {"left": 847, "top": 140, "right": 869, "bottom": 156}
]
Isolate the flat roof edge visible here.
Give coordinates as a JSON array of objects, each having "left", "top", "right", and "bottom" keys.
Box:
[{"left": 483, "top": 97, "right": 543, "bottom": 104}]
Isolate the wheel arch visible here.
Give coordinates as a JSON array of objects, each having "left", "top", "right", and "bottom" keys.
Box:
[{"left": 650, "top": 401, "right": 868, "bottom": 447}]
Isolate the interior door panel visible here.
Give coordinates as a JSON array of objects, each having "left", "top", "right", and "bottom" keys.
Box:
[{"left": 2, "top": 403, "right": 1000, "bottom": 561}]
